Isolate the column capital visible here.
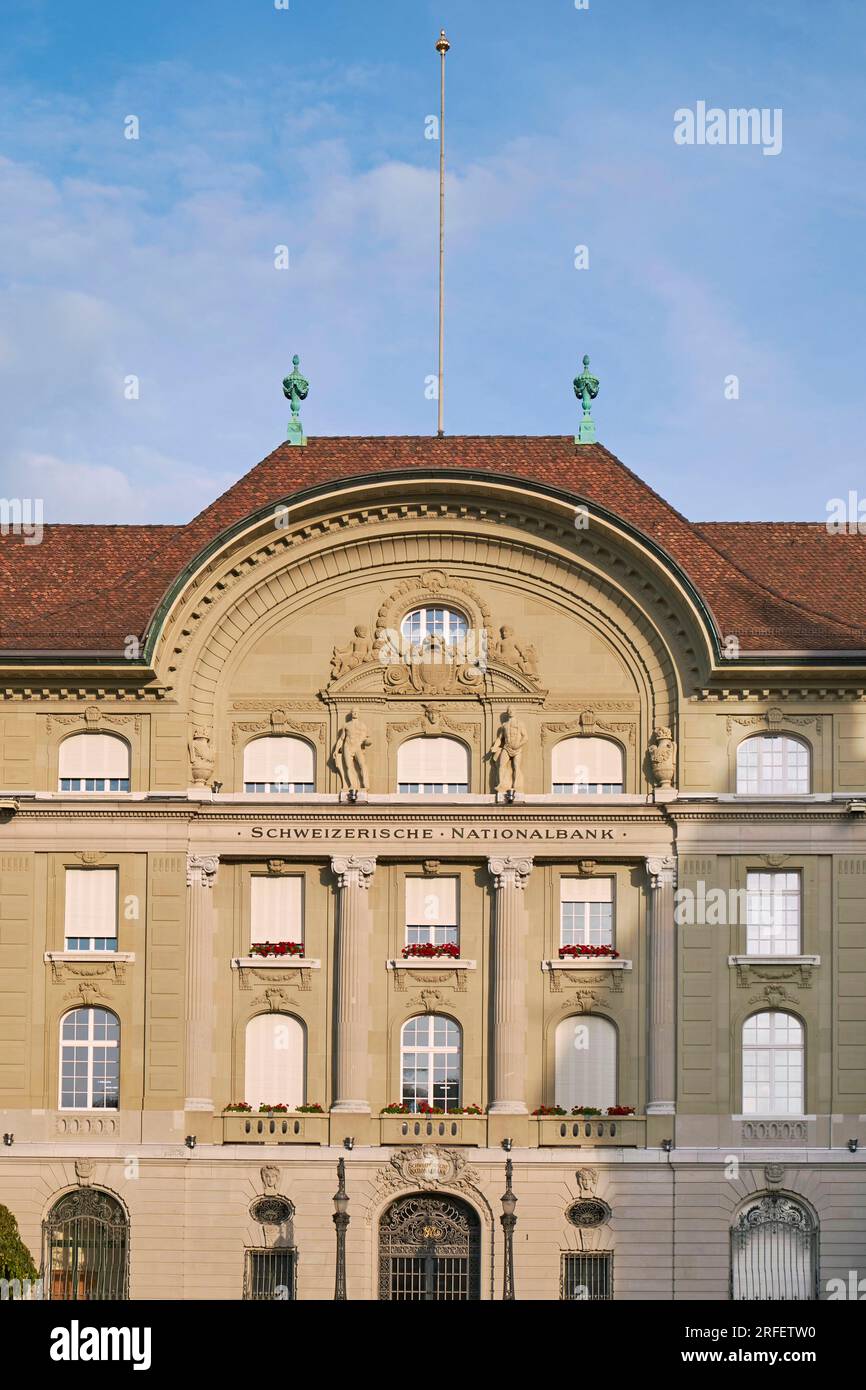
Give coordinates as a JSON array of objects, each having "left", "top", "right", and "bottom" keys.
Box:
[
  {"left": 331, "top": 855, "right": 377, "bottom": 891},
  {"left": 646, "top": 855, "right": 677, "bottom": 890},
  {"left": 186, "top": 854, "right": 219, "bottom": 889},
  {"left": 488, "top": 856, "right": 533, "bottom": 891}
]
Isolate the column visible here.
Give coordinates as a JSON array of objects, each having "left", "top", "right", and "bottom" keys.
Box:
[
  {"left": 185, "top": 854, "right": 219, "bottom": 1112},
  {"left": 331, "top": 855, "right": 376, "bottom": 1113},
  {"left": 646, "top": 855, "right": 677, "bottom": 1115},
  {"left": 488, "top": 856, "right": 533, "bottom": 1114}
]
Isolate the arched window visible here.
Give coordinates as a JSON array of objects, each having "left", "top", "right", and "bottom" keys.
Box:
[
  {"left": 58, "top": 734, "right": 130, "bottom": 792},
  {"left": 552, "top": 737, "right": 624, "bottom": 794},
  {"left": 736, "top": 735, "right": 810, "bottom": 795},
  {"left": 555, "top": 1015, "right": 617, "bottom": 1111},
  {"left": 60, "top": 1008, "right": 119, "bottom": 1110},
  {"left": 244, "top": 1014, "right": 305, "bottom": 1110},
  {"left": 742, "top": 1011, "right": 804, "bottom": 1115},
  {"left": 401, "top": 607, "right": 469, "bottom": 649},
  {"left": 731, "top": 1194, "right": 817, "bottom": 1301},
  {"left": 401, "top": 1015, "right": 461, "bottom": 1112},
  {"left": 44, "top": 1188, "right": 129, "bottom": 1300},
  {"left": 397, "top": 737, "right": 469, "bottom": 793},
  {"left": 244, "top": 736, "right": 315, "bottom": 793}
]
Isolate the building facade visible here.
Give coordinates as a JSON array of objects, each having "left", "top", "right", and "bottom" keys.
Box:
[{"left": 0, "top": 433, "right": 864, "bottom": 1300}]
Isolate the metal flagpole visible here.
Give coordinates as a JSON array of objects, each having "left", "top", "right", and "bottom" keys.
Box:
[{"left": 436, "top": 29, "right": 450, "bottom": 437}]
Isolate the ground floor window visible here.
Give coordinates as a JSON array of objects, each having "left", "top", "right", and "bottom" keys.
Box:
[
  {"left": 561, "top": 1251, "right": 613, "bottom": 1300},
  {"left": 243, "top": 1248, "right": 296, "bottom": 1300},
  {"left": 43, "top": 1188, "right": 128, "bottom": 1300},
  {"left": 731, "top": 1193, "right": 816, "bottom": 1300},
  {"left": 379, "top": 1193, "right": 480, "bottom": 1301}
]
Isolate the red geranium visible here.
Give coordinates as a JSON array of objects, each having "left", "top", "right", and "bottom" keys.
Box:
[
  {"left": 558, "top": 944, "right": 620, "bottom": 959},
  {"left": 402, "top": 942, "right": 460, "bottom": 959},
  {"left": 250, "top": 941, "right": 304, "bottom": 958}
]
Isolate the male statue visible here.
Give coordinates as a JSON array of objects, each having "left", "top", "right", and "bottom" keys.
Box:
[
  {"left": 332, "top": 707, "right": 372, "bottom": 791},
  {"left": 489, "top": 707, "right": 528, "bottom": 792}
]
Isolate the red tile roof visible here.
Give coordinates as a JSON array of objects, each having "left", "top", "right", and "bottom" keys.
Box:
[{"left": 0, "top": 437, "right": 862, "bottom": 658}]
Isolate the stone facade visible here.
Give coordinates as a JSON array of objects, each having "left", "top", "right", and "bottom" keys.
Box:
[{"left": 0, "top": 461, "right": 864, "bottom": 1300}]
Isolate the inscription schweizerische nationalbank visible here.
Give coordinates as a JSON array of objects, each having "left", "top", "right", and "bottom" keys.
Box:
[{"left": 247, "top": 824, "right": 619, "bottom": 842}]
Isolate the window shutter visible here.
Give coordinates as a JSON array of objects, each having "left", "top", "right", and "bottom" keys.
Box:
[
  {"left": 244, "top": 737, "right": 314, "bottom": 785},
  {"left": 244, "top": 1014, "right": 305, "bottom": 1109},
  {"left": 250, "top": 877, "right": 304, "bottom": 945},
  {"left": 397, "top": 737, "right": 468, "bottom": 784},
  {"left": 405, "top": 877, "right": 458, "bottom": 925},
  {"left": 552, "top": 738, "right": 623, "bottom": 786},
  {"left": 555, "top": 1016, "right": 617, "bottom": 1110},
  {"left": 560, "top": 877, "right": 613, "bottom": 904},
  {"left": 64, "top": 868, "right": 118, "bottom": 939},
  {"left": 59, "top": 734, "right": 129, "bottom": 780}
]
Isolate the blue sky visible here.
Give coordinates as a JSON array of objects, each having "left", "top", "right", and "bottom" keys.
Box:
[{"left": 1, "top": 0, "right": 864, "bottom": 522}]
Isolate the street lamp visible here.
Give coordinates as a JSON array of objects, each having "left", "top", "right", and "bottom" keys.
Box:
[
  {"left": 500, "top": 1157, "right": 517, "bottom": 1301},
  {"left": 332, "top": 1156, "right": 350, "bottom": 1300}
]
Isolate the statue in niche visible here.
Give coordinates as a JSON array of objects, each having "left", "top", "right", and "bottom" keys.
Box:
[
  {"left": 330, "top": 624, "right": 374, "bottom": 681},
  {"left": 188, "top": 727, "right": 214, "bottom": 787},
  {"left": 648, "top": 726, "right": 676, "bottom": 789},
  {"left": 489, "top": 708, "right": 528, "bottom": 792},
  {"left": 332, "top": 708, "right": 372, "bottom": 791}
]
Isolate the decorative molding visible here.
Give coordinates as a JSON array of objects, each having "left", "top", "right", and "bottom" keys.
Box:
[
  {"left": 46, "top": 709, "right": 142, "bottom": 733},
  {"left": 386, "top": 702, "right": 481, "bottom": 750},
  {"left": 764, "top": 1164, "right": 786, "bottom": 1187},
  {"left": 725, "top": 708, "right": 819, "bottom": 735},
  {"left": 388, "top": 960, "right": 473, "bottom": 993},
  {"left": 544, "top": 962, "right": 627, "bottom": 993},
  {"left": 47, "top": 954, "right": 131, "bottom": 985},
  {"left": 369, "top": 1146, "right": 494, "bottom": 1228},
  {"left": 232, "top": 715, "right": 326, "bottom": 746},
  {"left": 730, "top": 956, "right": 818, "bottom": 990},
  {"left": 260, "top": 1164, "right": 281, "bottom": 1191},
  {"left": 488, "top": 856, "right": 533, "bottom": 891},
  {"left": 576, "top": 1167, "right": 599, "bottom": 1194},
  {"left": 646, "top": 855, "right": 677, "bottom": 889},
  {"left": 74, "top": 1159, "right": 95, "bottom": 1185},
  {"left": 567, "top": 1197, "right": 611, "bottom": 1228},
  {"left": 186, "top": 854, "right": 219, "bottom": 889},
  {"left": 331, "top": 855, "right": 376, "bottom": 891},
  {"left": 541, "top": 709, "right": 636, "bottom": 747},
  {"left": 233, "top": 959, "right": 318, "bottom": 991}
]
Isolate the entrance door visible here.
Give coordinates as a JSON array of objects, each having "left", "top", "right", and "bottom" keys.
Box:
[{"left": 379, "top": 1193, "right": 481, "bottom": 1301}]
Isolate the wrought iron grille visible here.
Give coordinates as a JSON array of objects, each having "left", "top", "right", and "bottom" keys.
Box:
[
  {"left": 379, "top": 1194, "right": 480, "bottom": 1301},
  {"left": 561, "top": 1251, "right": 612, "bottom": 1300},
  {"left": 731, "top": 1194, "right": 817, "bottom": 1300},
  {"left": 243, "top": 1248, "right": 297, "bottom": 1301},
  {"left": 43, "top": 1189, "right": 129, "bottom": 1301}
]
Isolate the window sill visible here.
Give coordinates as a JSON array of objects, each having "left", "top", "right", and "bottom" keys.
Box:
[
  {"left": 728, "top": 954, "right": 820, "bottom": 967},
  {"left": 387, "top": 958, "right": 476, "bottom": 971},
  {"left": 542, "top": 958, "right": 632, "bottom": 972},
  {"left": 45, "top": 951, "right": 134, "bottom": 963},
  {"left": 232, "top": 957, "right": 321, "bottom": 970}
]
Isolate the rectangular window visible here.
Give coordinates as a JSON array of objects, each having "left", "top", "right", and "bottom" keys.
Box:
[
  {"left": 561, "top": 1252, "right": 612, "bottom": 1301},
  {"left": 243, "top": 1249, "right": 296, "bottom": 1301},
  {"left": 746, "top": 872, "right": 801, "bottom": 955},
  {"left": 64, "top": 868, "right": 118, "bottom": 952},
  {"left": 250, "top": 876, "right": 304, "bottom": 948},
  {"left": 560, "top": 877, "right": 613, "bottom": 947},
  {"left": 405, "top": 876, "right": 459, "bottom": 948}
]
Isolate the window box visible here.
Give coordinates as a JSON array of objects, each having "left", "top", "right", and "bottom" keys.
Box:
[
  {"left": 534, "top": 1114, "right": 646, "bottom": 1147},
  {"left": 221, "top": 1111, "right": 329, "bottom": 1145},
  {"left": 380, "top": 1113, "right": 487, "bottom": 1146}
]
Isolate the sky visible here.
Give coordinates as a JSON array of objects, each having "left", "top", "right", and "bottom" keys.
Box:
[{"left": 0, "top": 0, "right": 864, "bottom": 524}]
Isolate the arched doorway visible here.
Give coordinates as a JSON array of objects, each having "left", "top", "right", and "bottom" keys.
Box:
[
  {"left": 379, "top": 1193, "right": 481, "bottom": 1301},
  {"left": 43, "top": 1188, "right": 129, "bottom": 1300},
  {"left": 731, "top": 1193, "right": 817, "bottom": 1301}
]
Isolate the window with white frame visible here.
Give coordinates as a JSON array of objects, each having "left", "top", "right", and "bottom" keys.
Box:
[
  {"left": 243, "top": 736, "right": 315, "bottom": 793},
  {"left": 746, "top": 872, "right": 801, "bottom": 956},
  {"left": 59, "top": 734, "right": 130, "bottom": 792},
  {"left": 554, "top": 1015, "right": 617, "bottom": 1111},
  {"left": 401, "top": 607, "right": 469, "bottom": 649},
  {"left": 560, "top": 877, "right": 613, "bottom": 947},
  {"left": 736, "top": 735, "right": 810, "bottom": 795},
  {"left": 250, "top": 876, "right": 304, "bottom": 949},
  {"left": 552, "top": 737, "right": 623, "bottom": 793},
  {"left": 60, "top": 1007, "right": 120, "bottom": 1110},
  {"left": 397, "top": 737, "right": 469, "bottom": 793},
  {"left": 64, "top": 868, "right": 118, "bottom": 951},
  {"left": 244, "top": 1013, "right": 305, "bottom": 1110},
  {"left": 405, "top": 876, "right": 459, "bottom": 947},
  {"left": 401, "top": 1015, "right": 461, "bottom": 1112},
  {"left": 742, "top": 1011, "right": 804, "bottom": 1115}
]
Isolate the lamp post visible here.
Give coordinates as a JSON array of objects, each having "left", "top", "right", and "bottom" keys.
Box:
[
  {"left": 500, "top": 1157, "right": 517, "bottom": 1300},
  {"left": 332, "top": 1156, "right": 350, "bottom": 1301}
]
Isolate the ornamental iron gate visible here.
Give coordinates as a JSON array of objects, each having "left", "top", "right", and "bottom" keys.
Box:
[
  {"left": 379, "top": 1194, "right": 481, "bottom": 1301},
  {"left": 43, "top": 1189, "right": 129, "bottom": 1301},
  {"left": 731, "top": 1194, "right": 817, "bottom": 1301}
]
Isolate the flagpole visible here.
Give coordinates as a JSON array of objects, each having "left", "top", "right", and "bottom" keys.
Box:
[{"left": 436, "top": 29, "right": 450, "bottom": 437}]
